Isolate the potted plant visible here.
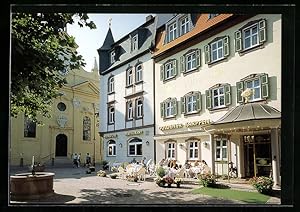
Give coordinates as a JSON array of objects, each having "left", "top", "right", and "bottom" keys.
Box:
[
  {"left": 154, "top": 176, "right": 164, "bottom": 187},
  {"left": 156, "top": 166, "right": 166, "bottom": 178},
  {"left": 163, "top": 176, "right": 174, "bottom": 188},
  {"left": 250, "top": 176, "right": 274, "bottom": 194},
  {"left": 198, "top": 173, "right": 216, "bottom": 187},
  {"left": 174, "top": 178, "right": 182, "bottom": 188}
]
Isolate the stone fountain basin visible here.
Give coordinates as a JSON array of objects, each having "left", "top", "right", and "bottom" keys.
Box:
[{"left": 10, "top": 172, "right": 55, "bottom": 200}]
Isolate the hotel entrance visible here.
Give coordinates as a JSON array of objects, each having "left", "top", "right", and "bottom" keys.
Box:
[{"left": 243, "top": 134, "right": 272, "bottom": 177}]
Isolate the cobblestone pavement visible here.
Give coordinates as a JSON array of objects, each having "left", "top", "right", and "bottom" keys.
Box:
[{"left": 9, "top": 166, "right": 280, "bottom": 205}]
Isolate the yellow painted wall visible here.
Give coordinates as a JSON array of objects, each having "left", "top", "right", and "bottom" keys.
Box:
[{"left": 10, "top": 66, "right": 102, "bottom": 166}]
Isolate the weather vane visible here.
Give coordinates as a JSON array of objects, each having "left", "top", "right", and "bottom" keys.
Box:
[{"left": 108, "top": 18, "right": 112, "bottom": 28}]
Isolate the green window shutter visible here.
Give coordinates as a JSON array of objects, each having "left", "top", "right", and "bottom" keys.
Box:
[
  {"left": 223, "top": 36, "right": 230, "bottom": 57},
  {"left": 160, "top": 102, "right": 165, "bottom": 118},
  {"left": 172, "top": 98, "right": 177, "bottom": 116},
  {"left": 204, "top": 44, "right": 211, "bottom": 64},
  {"left": 196, "top": 92, "right": 202, "bottom": 111},
  {"left": 259, "top": 19, "right": 267, "bottom": 43},
  {"left": 236, "top": 81, "right": 244, "bottom": 103},
  {"left": 260, "top": 73, "right": 269, "bottom": 98},
  {"left": 172, "top": 59, "right": 177, "bottom": 77},
  {"left": 224, "top": 84, "right": 231, "bottom": 106},
  {"left": 235, "top": 31, "right": 242, "bottom": 52},
  {"left": 181, "top": 96, "right": 186, "bottom": 114},
  {"left": 205, "top": 90, "right": 212, "bottom": 109},
  {"left": 180, "top": 55, "right": 185, "bottom": 73},
  {"left": 196, "top": 49, "right": 201, "bottom": 67},
  {"left": 160, "top": 65, "right": 164, "bottom": 81}
]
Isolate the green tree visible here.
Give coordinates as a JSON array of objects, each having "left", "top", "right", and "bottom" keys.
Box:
[{"left": 11, "top": 13, "right": 96, "bottom": 124}]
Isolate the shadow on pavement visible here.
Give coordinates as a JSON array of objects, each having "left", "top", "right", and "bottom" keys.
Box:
[{"left": 10, "top": 193, "right": 76, "bottom": 204}]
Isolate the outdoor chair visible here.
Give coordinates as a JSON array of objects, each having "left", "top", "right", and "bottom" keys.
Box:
[{"left": 135, "top": 167, "right": 146, "bottom": 181}]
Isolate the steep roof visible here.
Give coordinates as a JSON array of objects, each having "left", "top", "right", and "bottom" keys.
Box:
[{"left": 99, "top": 28, "right": 114, "bottom": 50}]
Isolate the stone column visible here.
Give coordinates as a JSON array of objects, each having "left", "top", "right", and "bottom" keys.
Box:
[{"left": 271, "top": 128, "right": 280, "bottom": 186}]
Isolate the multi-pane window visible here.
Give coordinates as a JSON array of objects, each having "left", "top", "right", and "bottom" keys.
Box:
[
  {"left": 135, "top": 64, "right": 143, "bottom": 82},
  {"left": 108, "top": 76, "right": 114, "bottom": 93},
  {"left": 127, "top": 68, "right": 133, "bottom": 86},
  {"left": 180, "top": 16, "right": 189, "bottom": 36},
  {"left": 160, "top": 98, "right": 177, "bottom": 118},
  {"left": 212, "top": 87, "right": 225, "bottom": 109},
  {"left": 181, "top": 91, "right": 201, "bottom": 114},
  {"left": 186, "top": 52, "right": 197, "bottom": 71},
  {"left": 108, "top": 106, "right": 115, "bottom": 124},
  {"left": 110, "top": 50, "right": 115, "bottom": 64},
  {"left": 216, "top": 139, "right": 227, "bottom": 161},
  {"left": 166, "top": 142, "right": 176, "bottom": 159},
  {"left": 131, "top": 34, "right": 138, "bottom": 51},
  {"left": 127, "top": 101, "right": 133, "bottom": 120},
  {"left": 206, "top": 84, "right": 231, "bottom": 110},
  {"left": 136, "top": 99, "right": 143, "bottom": 118},
  {"left": 128, "top": 138, "right": 142, "bottom": 156},
  {"left": 168, "top": 22, "right": 177, "bottom": 42},
  {"left": 160, "top": 59, "right": 177, "bottom": 81},
  {"left": 235, "top": 19, "right": 266, "bottom": 53},
  {"left": 204, "top": 37, "right": 229, "bottom": 64},
  {"left": 24, "top": 116, "right": 36, "bottom": 138},
  {"left": 236, "top": 73, "right": 269, "bottom": 103},
  {"left": 243, "top": 24, "right": 259, "bottom": 50},
  {"left": 107, "top": 140, "right": 116, "bottom": 156},
  {"left": 83, "top": 116, "right": 91, "bottom": 141},
  {"left": 180, "top": 49, "right": 201, "bottom": 73},
  {"left": 189, "top": 140, "right": 199, "bottom": 160},
  {"left": 245, "top": 79, "right": 261, "bottom": 101}
]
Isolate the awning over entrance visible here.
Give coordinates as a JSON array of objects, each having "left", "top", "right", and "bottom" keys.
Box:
[{"left": 212, "top": 103, "right": 281, "bottom": 125}]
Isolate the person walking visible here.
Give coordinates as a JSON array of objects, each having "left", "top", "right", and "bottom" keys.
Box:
[
  {"left": 85, "top": 153, "right": 91, "bottom": 167},
  {"left": 73, "top": 153, "right": 78, "bottom": 168},
  {"left": 77, "top": 153, "right": 81, "bottom": 167}
]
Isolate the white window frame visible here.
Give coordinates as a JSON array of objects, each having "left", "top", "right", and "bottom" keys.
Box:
[
  {"left": 212, "top": 87, "right": 225, "bottom": 109},
  {"left": 127, "top": 101, "right": 133, "bottom": 120},
  {"left": 136, "top": 99, "right": 143, "bottom": 118},
  {"left": 107, "top": 140, "right": 116, "bottom": 156},
  {"left": 131, "top": 34, "right": 138, "bottom": 51},
  {"left": 211, "top": 39, "right": 224, "bottom": 62},
  {"left": 243, "top": 23, "right": 259, "bottom": 50},
  {"left": 186, "top": 95, "right": 197, "bottom": 113},
  {"left": 164, "top": 61, "right": 174, "bottom": 80},
  {"left": 108, "top": 76, "right": 114, "bottom": 93},
  {"left": 185, "top": 51, "right": 197, "bottom": 72},
  {"left": 188, "top": 140, "right": 199, "bottom": 160},
  {"left": 127, "top": 69, "right": 133, "bottom": 86},
  {"left": 108, "top": 106, "right": 115, "bottom": 124},
  {"left": 168, "top": 22, "right": 177, "bottom": 42},
  {"left": 165, "top": 101, "right": 174, "bottom": 117},
  {"left": 215, "top": 139, "right": 228, "bottom": 161},
  {"left": 166, "top": 142, "right": 176, "bottom": 159},
  {"left": 135, "top": 64, "right": 143, "bottom": 82},
  {"left": 128, "top": 139, "right": 142, "bottom": 156},
  {"left": 110, "top": 50, "right": 115, "bottom": 64},
  {"left": 180, "top": 16, "right": 189, "bottom": 36},
  {"left": 245, "top": 78, "right": 261, "bottom": 101}
]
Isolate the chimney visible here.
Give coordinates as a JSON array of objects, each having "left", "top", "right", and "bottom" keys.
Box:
[{"left": 146, "top": 15, "right": 153, "bottom": 22}]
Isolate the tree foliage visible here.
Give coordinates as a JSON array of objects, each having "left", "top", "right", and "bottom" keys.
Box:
[{"left": 11, "top": 13, "right": 96, "bottom": 124}]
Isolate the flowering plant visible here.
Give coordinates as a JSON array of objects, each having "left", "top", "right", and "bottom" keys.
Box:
[
  {"left": 198, "top": 173, "right": 216, "bottom": 187},
  {"left": 250, "top": 176, "right": 273, "bottom": 194},
  {"left": 174, "top": 178, "right": 182, "bottom": 184}
]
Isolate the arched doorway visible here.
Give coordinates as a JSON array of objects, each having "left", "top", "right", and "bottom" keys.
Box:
[{"left": 56, "top": 134, "right": 67, "bottom": 156}]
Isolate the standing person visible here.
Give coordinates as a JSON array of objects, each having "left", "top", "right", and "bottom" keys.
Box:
[
  {"left": 73, "top": 153, "right": 78, "bottom": 168},
  {"left": 85, "top": 153, "right": 91, "bottom": 167},
  {"left": 77, "top": 153, "right": 81, "bottom": 167}
]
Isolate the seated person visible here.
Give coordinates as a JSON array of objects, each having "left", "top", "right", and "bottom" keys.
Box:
[
  {"left": 184, "top": 160, "right": 191, "bottom": 169},
  {"left": 131, "top": 158, "right": 137, "bottom": 164},
  {"left": 158, "top": 158, "right": 165, "bottom": 166}
]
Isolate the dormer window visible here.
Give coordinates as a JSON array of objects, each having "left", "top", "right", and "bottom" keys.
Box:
[
  {"left": 131, "top": 34, "right": 138, "bottom": 51},
  {"left": 180, "top": 16, "right": 190, "bottom": 36},
  {"left": 168, "top": 22, "right": 177, "bottom": 42},
  {"left": 208, "top": 14, "right": 219, "bottom": 19},
  {"left": 110, "top": 50, "right": 115, "bottom": 64}
]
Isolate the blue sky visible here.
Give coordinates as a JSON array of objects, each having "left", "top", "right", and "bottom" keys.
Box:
[{"left": 67, "top": 13, "right": 152, "bottom": 72}]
